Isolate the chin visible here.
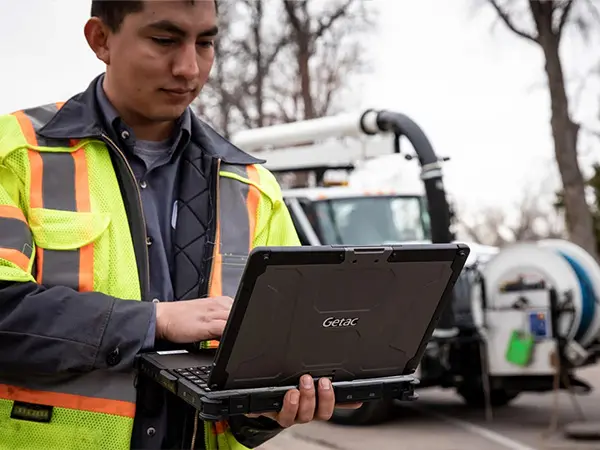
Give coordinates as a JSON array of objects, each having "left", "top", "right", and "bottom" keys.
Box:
[{"left": 152, "top": 107, "right": 188, "bottom": 122}]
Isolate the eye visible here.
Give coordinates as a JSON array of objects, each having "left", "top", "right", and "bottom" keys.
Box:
[
  {"left": 151, "top": 37, "right": 175, "bottom": 46},
  {"left": 197, "top": 41, "right": 215, "bottom": 49}
]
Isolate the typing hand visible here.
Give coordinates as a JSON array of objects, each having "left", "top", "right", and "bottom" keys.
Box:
[
  {"left": 247, "top": 375, "right": 362, "bottom": 427},
  {"left": 155, "top": 296, "right": 233, "bottom": 343}
]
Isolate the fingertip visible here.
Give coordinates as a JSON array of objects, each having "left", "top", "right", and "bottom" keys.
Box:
[
  {"left": 318, "top": 376, "right": 332, "bottom": 391},
  {"left": 315, "top": 378, "right": 335, "bottom": 421},
  {"left": 278, "top": 389, "right": 300, "bottom": 428},
  {"left": 288, "top": 388, "right": 300, "bottom": 405},
  {"left": 301, "top": 374, "right": 314, "bottom": 391},
  {"left": 318, "top": 378, "right": 334, "bottom": 400}
]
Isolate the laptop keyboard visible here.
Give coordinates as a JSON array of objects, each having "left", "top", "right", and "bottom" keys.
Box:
[{"left": 174, "top": 366, "right": 212, "bottom": 391}]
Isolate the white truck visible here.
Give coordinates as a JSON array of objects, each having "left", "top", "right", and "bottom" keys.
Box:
[{"left": 231, "top": 110, "right": 600, "bottom": 425}]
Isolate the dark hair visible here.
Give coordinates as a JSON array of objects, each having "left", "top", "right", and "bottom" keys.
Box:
[{"left": 91, "top": 0, "right": 218, "bottom": 32}]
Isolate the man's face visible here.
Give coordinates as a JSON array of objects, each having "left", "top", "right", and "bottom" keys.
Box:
[{"left": 103, "top": 0, "right": 217, "bottom": 122}]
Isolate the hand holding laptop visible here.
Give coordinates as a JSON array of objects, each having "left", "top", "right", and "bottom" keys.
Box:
[{"left": 247, "top": 375, "right": 362, "bottom": 428}]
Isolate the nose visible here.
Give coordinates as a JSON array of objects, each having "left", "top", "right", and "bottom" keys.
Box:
[{"left": 172, "top": 42, "right": 200, "bottom": 81}]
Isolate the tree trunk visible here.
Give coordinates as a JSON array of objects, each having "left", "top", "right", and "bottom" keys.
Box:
[
  {"left": 213, "top": 42, "right": 230, "bottom": 138},
  {"left": 297, "top": 35, "right": 315, "bottom": 119},
  {"left": 298, "top": 0, "right": 315, "bottom": 119},
  {"left": 537, "top": 15, "right": 599, "bottom": 261},
  {"left": 252, "top": 0, "right": 265, "bottom": 127}
]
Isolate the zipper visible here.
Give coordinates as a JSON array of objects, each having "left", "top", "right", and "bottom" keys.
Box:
[
  {"left": 100, "top": 133, "right": 151, "bottom": 301},
  {"left": 196, "top": 157, "right": 220, "bottom": 450},
  {"left": 203, "top": 157, "right": 221, "bottom": 298}
]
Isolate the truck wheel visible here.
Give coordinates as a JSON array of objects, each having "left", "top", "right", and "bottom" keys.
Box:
[
  {"left": 329, "top": 399, "right": 394, "bottom": 425},
  {"left": 458, "top": 387, "right": 519, "bottom": 408}
]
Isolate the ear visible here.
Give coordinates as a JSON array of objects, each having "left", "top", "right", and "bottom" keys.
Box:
[{"left": 84, "top": 17, "right": 111, "bottom": 65}]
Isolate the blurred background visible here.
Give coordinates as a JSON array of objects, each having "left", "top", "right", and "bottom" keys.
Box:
[
  {"left": 2, "top": 1, "right": 600, "bottom": 449},
  {"left": 2, "top": 0, "right": 599, "bottom": 250}
]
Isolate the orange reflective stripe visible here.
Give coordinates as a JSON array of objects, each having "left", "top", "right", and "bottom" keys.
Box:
[
  {"left": 246, "top": 165, "right": 261, "bottom": 249},
  {"left": 206, "top": 203, "right": 222, "bottom": 348},
  {"left": 204, "top": 340, "right": 220, "bottom": 349},
  {"left": 27, "top": 150, "right": 44, "bottom": 209},
  {"left": 204, "top": 164, "right": 262, "bottom": 351},
  {"left": 206, "top": 176, "right": 223, "bottom": 349},
  {"left": 27, "top": 149, "right": 44, "bottom": 283},
  {"left": 0, "top": 384, "right": 135, "bottom": 418},
  {"left": 0, "top": 249, "right": 29, "bottom": 271},
  {"left": 0, "top": 205, "right": 26, "bottom": 223},
  {"left": 208, "top": 262, "right": 222, "bottom": 296},
  {"left": 35, "top": 247, "right": 44, "bottom": 282},
  {"left": 73, "top": 148, "right": 91, "bottom": 213},
  {"left": 209, "top": 225, "right": 222, "bottom": 298},
  {"left": 18, "top": 111, "right": 94, "bottom": 291},
  {"left": 73, "top": 148, "right": 94, "bottom": 292},
  {"left": 13, "top": 111, "right": 38, "bottom": 146},
  {"left": 213, "top": 420, "right": 228, "bottom": 434}
]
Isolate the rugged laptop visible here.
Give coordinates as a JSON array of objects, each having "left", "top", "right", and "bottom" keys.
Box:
[{"left": 138, "top": 243, "right": 470, "bottom": 421}]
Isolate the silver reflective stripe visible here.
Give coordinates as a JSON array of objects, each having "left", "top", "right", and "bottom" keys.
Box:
[
  {"left": 220, "top": 254, "right": 249, "bottom": 298},
  {"left": 0, "top": 216, "right": 33, "bottom": 255},
  {"left": 213, "top": 164, "right": 259, "bottom": 298},
  {"left": 219, "top": 169, "right": 251, "bottom": 256},
  {"left": 22, "top": 103, "right": 67, "bottom": 148},
  {"left": 220, "top": 164, "right": 247, "bottom": 179},
  {"left": 33, "top": 151, "right": 82, "bottom": 291},
  {"left": 19, "top": 103, "right": 86, "bottom": 291},
  {"left": 23, "top": 104, "right": 59, "bottom": 132}
]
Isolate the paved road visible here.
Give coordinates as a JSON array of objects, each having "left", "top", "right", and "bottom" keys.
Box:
[{"left": 259, "top": 366, "right": 600, "bottom": 450}]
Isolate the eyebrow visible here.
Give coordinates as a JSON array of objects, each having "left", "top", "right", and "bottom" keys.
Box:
[{"left": 145, "top": 20, "right": 219, "bottom": 38}]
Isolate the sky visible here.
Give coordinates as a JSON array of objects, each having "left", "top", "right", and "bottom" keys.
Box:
[{"left": 1, "top": 0, "right": 598, "bottom": 220}]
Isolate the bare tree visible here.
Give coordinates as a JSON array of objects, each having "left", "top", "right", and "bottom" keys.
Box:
[
  {"left": 458, "top": 190, "right": 566, "bottom": 247},
  {"left": 483, "top": 0, "right": 600, "bottom": 261},
  {"left": 556, "top": 162, "right": 600, "bottom": 254},
  {"left": 282, "top": 0, "right": 374, "bottom": 120},
  {"left": 591, "top": 163, "right": 600, "bottom": 254},
  {"left": 195, "top": 0, "right": 375, "bottom": 136},
  {"left": 195, "top": 0, "right": 290, "bottom": 137},
  {"left": 194, "top": 0, "right": 238, "bottom": 137}
]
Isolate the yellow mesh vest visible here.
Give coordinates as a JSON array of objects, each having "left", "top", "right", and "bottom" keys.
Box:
[
  {"left": 0, "top": 104, "right": 300, "bottom": 450},
  {"left": 0, "top": 107, "right": 141, "bottom": 450}
]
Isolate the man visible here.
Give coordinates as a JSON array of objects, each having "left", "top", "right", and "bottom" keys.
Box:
[{"left": 0, "top": 1, "right": 358, "bottom": 449}]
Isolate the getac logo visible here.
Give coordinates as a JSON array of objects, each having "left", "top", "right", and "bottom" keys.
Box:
[{"left": 322, "top": 317, "right": 359, "bottom": 328}]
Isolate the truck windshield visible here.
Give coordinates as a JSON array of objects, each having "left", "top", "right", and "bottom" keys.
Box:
[{"left": 309, "top": 196, "right": 431, "bottom": 245}]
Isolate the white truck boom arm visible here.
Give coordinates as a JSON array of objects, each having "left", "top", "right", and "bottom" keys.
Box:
[{"left": 231, "top": 111, "right": 381, "bottom": 152}]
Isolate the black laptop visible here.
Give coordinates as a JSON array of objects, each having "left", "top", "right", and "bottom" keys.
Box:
[{"left": 137, "top": 243, "right": 470, "bottom": 421}]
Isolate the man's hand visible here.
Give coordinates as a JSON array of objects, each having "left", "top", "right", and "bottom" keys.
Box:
[
  {"left": 155, "top": 296, "right": 233, "bottom": 343},
  {"left": 249, "top": 375, "right": 362, "bottom": 427}
]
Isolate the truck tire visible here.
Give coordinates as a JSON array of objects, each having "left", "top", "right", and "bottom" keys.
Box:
[
  {"left": 329, "top": 399, "right": 394, "bottom": 425},
  {"left": 458, "top": 386, "right": 519, "bottom": 408}
]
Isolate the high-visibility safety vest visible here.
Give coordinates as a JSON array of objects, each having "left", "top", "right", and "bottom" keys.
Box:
[{"left": 0, "top": 102, "right": 300, "bottom": 450}]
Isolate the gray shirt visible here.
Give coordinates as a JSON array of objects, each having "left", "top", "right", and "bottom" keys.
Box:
[{"left": 95, "top": 75, "right": 192, "bottom": 347}]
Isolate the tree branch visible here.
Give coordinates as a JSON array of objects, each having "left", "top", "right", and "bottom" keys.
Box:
[
  {"left": 557, "top": 0, "right": 575, "bottom": 38},
  {"left": 579, "top": 123, "right": 600, "bottom": 140},
  {"left": 315, "top": 0, "right": 355, "bottom": 37},
  {"left": 486, "top": 0, "right": 538, "bottom": 43},
  {"left": 583, "top": 0, "right": 600, "bottom": 26},
  {"left": 262, "top": 36, "right": 290, "bottom": 73},
  {"left": 283, "top": 0, "right": 303, "bottom": 32}
]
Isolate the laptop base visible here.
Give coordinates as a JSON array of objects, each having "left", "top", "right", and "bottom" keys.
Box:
[{"left": 138, "top": 350, "right": 418, "bottom": 422}]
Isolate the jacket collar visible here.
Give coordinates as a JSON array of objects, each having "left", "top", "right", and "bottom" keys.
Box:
[{"left": 38, "top": 74, "right": 264, "bottom": 166}]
